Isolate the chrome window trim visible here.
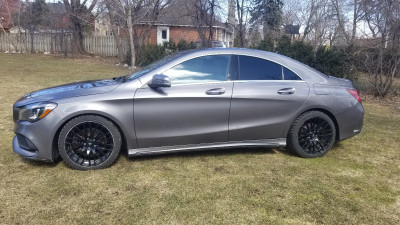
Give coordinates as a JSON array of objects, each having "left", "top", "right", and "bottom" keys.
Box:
[{"left": 231, "top": 80, "right": 306, "bottom": 83}]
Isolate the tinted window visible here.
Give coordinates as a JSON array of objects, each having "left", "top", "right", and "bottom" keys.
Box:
[
  {"left": 239, "top": 56, "right": 282, "bottom": 80},
  {"left": 163, "top": 55, "right": 230, "bottom": 85},
  {"left": 283, "top": 67, "right": 302, "bottom": 80},
  {"left": 228, "top": 55, "right": 239, "bottom": 80}
]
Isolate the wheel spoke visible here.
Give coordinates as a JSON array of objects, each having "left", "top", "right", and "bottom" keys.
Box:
[
  {"left": 297, "top": 116, "right": 333, "bottom": 155},
  {"left": 65, "top": 121, "right": 114, "bottom": 168}
]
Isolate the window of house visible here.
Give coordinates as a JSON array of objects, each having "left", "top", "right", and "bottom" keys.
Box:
[
  {"left": 238, "top": 56, "right": 282, "bottom": 80},
  {"left": 157, "top": 26, "right": 169, "bottom": 45},
  {"left": 162, "top": 55, "right": 231, "bottom": 85}
]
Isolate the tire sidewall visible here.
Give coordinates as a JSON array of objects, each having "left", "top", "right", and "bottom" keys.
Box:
[{"left": 58, "top": 115, "right": 122, "bottom": 170}]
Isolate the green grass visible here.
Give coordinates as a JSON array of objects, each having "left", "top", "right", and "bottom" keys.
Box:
[{"left": 0, "top": 53, "right": 399, "bottom": 224}]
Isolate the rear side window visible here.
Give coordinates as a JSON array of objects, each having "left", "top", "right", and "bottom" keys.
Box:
[
  {"left": 163, "top": 55, "right": 230, "bottom": 85},
  {"left": 238, "top": 56, "right": 282, "bottom": 80},
  {"left": 283, "top": 67, "right": 302, "bottom": 80}
]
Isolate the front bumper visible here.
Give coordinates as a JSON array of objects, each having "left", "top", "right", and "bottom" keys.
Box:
[{"left": 13, "top": 111, "right": 63, "bottom": 162}]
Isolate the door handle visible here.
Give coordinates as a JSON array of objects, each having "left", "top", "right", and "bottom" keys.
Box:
[
  {"left": 206, "top": 88, "right": 226, "bottom": 95},
  {"left": 277, "top": 88, "right": 296, "bottom": 95}
]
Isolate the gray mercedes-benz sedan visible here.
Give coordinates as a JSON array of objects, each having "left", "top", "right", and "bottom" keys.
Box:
[{"left": 13, "top": 48, "right": 364, "bottom": 170}]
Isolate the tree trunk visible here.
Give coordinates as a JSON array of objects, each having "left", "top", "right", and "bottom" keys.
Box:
[
  {"left": 30, "top": 28, "right": 34, "bottom": 53},
  {"left": 236, "top": 0, "right": 245, "bottom": 47},
  {"left": 106, "top": 1, "right": 124, "bottom": 62},
  {"left": 113, "top": 31, "right": 124, "bottom": 62},
  {"left": 63, "top": 0, "right": 97, "bottom": 56},
  {"left": 71, "top": 21, "right": 87, "bottom": 55},
  {"left": 127, "top": 1, "right": 136, "bottom": 68}
]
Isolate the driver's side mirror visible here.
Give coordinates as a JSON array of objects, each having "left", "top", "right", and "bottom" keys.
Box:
[{"left": 148, "top": 74, "right": 171, "bottom": 88}]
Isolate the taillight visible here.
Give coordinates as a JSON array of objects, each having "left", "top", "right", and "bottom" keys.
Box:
[{"left": 347, "top": 89, "right": 362, "bottom": 103}]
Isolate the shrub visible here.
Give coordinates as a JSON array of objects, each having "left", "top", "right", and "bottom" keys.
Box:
[
  {"left": 314, "top": 46, "right": 353, "bottom": 79},
  {"left": 256, "top": 35, "right": 274, "bottom": 51},
  {"left": 275, "top": 35, "right": 292, "bottom": 56},
  {"left": 289, "top": 40, "right": 315, "bottom": 66},
  {"left": 176, "top": 39, "right": 196, "bottom": 51},
  {"left": 253, "top": 36, "right": 355, "bottom": 80},
  {"left": 136, "top": 44, "right": 167, "bottom": 67}
]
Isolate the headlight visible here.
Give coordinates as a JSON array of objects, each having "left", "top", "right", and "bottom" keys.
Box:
[{"left": 18, "top": 102, "right": 57, "bottom": 122}]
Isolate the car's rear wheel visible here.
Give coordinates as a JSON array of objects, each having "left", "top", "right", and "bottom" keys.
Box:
[
  {"left": 287, "top": 111, "right": 336, "bottom": 158},
  {"left": 58, "top": 115, "right": 121, "bottom": 170}
]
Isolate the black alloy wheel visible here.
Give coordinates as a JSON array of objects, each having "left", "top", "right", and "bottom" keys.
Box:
[
  {"left": 58, "top": 115, "right": 121, "bottom": 170},
  {"left": 287, "top": 111, "right": 336, "bottom": 158}
]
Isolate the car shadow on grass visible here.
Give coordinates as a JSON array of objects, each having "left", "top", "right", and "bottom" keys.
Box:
[
  {"left": 19, "top": 157, "right": 59, "bottom": 168},
  {"left": 124, "top": 147, "right": 287, "bottom": 162}
]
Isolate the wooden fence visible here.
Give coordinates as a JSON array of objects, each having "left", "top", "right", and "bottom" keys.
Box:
[{"left": 0, "top": 33, "right": 128, "bottom": 57}]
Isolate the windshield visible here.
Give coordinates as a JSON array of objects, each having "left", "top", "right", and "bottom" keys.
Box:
[{"left": 127, "top": 52, "right": 186, "bottom": 81}]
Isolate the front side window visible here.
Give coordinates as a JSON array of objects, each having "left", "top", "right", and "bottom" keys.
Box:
[
  {"left": 163, "top": 55, "right": 230, "bottom": 85},
  {"left": 239, "top": 56, "right": 282, "bottom": 80}
]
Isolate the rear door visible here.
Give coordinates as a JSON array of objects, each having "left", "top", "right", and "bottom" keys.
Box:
[
  {"left": 134, "top": 54, "right": 233, "bottom": 148},
  {"left": 229, "top": 55, "right": 310, "bottom": 141}
]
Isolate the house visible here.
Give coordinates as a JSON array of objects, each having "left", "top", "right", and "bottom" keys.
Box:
[
  {"left": 97, "top": 0, "right": 234, "bottom": 47},
  {"left": 0, "top": 0, "right": 20, "bottom": 33},
  {"left": 134, "top": 1, "right": 234, "bottom": 47}
]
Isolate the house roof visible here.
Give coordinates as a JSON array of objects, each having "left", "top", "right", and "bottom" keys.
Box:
[{"left": 135, "top": 0, "right": 229, "bottom": 31}]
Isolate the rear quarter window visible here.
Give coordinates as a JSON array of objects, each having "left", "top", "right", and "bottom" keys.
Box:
[
  {"left": 283, "top": 67, "right": 302, "bottom": 80},
  {"left": 238, "top": 56, "right": 282, "bottom": 80}
]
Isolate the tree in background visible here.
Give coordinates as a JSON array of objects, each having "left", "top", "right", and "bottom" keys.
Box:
[
  {"left": 235, "top": 0, "right": 251, "bottom": 47},
  {"left": 331, "top": 0, "right": 364, "bottom": 45},
  {"left": 63, "top": 0, "right": 97, "bottom": 55},
  {"left": 103, "top": 0, "right": 172, "bottom": 67},
  {"left": 20, "top": 0, "right": 49, "bottom": 53},
  {"left": 189, "top": 0, "right": 220, "bottom": 48},
  {"left": 361, "top": 0, "right": 400, "bottom": 97},
  {"left": 250, "top": 0, "right": 283, "bottom": 37}
]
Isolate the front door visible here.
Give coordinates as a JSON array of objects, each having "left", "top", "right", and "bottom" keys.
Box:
[{"left": 134, "top": 54, "right": 233, "bottom": 148}]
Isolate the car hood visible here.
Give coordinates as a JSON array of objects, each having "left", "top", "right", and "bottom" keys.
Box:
[{"left": 14, "top": 79, "right": 120, "bottom": 107}]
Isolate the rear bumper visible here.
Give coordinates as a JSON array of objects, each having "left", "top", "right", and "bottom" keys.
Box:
[{"left": 335, "top": 102, "right": 364, "bottom": 141}]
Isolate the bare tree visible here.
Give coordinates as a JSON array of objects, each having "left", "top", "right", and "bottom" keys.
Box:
[
  {"left": 20, "top": 0, "right": 49, "bottom": 53},
  {"left": 297, "top": 0, "right": 333, "bottom": 44},
  {"left": 188, "top": 0, "right": 220, "bottom": 48},
  {"left": 361, "top": 0, "right": 400, "bottom": 97},
  {"left": 236, "top": 0, "right": 251, "bottom": 47},
  {"left": 331, "top": 0, "right": 364, "bottom": 45},
  {"left": 104, "top": 0, "right": 171, "bottom": 66},
  {"left": 63, "top": 0, "right": 98, "bottom": 55}
]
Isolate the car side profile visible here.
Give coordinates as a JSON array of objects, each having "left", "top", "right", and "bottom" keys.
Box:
[{"left": 12, "top": 48, "right": 364, "bottom": 170}]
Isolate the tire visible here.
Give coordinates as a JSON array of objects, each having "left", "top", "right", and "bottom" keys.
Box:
[
  {"left": 58, "top": 115, "right": 122, "bottom": 170},
  {"left": 287, "top": 111, "right": 336, "bottom": 158}
]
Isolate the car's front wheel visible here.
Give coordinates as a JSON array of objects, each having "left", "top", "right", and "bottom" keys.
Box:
[
  {"left": 58, "top": 115, "right": 121, "bottom": 170},
  {"left": 287, "top": 111, "right": 336, "bottom": 158}
]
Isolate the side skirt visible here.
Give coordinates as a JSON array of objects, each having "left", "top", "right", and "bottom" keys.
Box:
[{"left": 128, "top": 138, "right": 286, "bottom": 156}]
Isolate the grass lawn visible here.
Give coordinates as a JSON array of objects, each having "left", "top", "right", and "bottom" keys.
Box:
[{"left": 0, "top": 53, "right": 399, "bottom": 224}]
